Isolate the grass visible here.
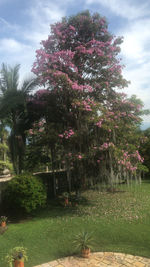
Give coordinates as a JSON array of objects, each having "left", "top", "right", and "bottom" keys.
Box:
[{"left": 1, "top": 180, "right": 150, "bottom": 266}]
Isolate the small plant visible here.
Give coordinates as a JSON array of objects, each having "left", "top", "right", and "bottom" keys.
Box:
[
  {"left": 0, "top": 216, "right": 7, "bottom": 228},
  {"left": 62, "top": 192, "right": 69, "bottom": 206},
  {"left": 70, "top": 195, "right": 78, "bottom": 206},
  {"left": 5, "top": 247, "right": 28, "bottom": 267},
  {"left": 73, "top": 231, "right": 94, "bottom": 250},
  {"left": 73, "top": 231, "right": 94, "bottom": 258},
  {"left": 0, "top": 216, "right": 7, "bottom": 223}
]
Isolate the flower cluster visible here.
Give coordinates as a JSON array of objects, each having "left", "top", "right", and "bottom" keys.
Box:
[
  {"left": 28, "top": 119, "right": 46, "bottom": 136},
  {"left": 58, "top": 129, "right": 75, "bottom": 139},
  {"left": 117, "top": 149, "right": 144, "bottom": 172},
  {"left": 118, "top": 159, "right": 137, "bottom": 172},
  {"left": 132, "top": 150, "right": 144, "bottom": 163},
  {"left": 99, "top": 142, "right": 114, "bottom": 150},
  {"left": 96, "top": 119, "right": 103, "bottom": 128}
]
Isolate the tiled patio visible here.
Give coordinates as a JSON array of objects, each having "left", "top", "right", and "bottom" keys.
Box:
[{"left": 34, "top": 252, "right": 150, "bottom": 267}]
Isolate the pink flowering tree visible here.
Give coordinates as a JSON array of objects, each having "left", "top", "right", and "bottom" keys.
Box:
[
  {"left": 139, "top": 128, "right": 150, "bottom": 178},
  {"left": 31, "top": 11, "right": 146, "bottom": 190},
  {"left": 92, "top": 92, "right": 148, "bottom": 185}
]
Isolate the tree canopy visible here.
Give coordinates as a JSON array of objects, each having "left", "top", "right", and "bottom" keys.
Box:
[
  {"left": 29, "top": 11, "right": 147, "bottom": 189},
  {"left": 0, "top": 63, "right": 37, "bottom": 174},
  {"left": 0, "top": 11, "right": 148, "bottom": 189}
]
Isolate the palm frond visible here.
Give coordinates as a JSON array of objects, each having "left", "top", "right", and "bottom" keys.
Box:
[
  {"left": 0, "top": 63, "right": 10, "bottom": 93},
  {"left": 0, "top": 63, "right": 20, "bottom": 93},
  {"left": 73, "top": 231, "right": 94, "bottom": 250},
  {"left": 21, "top": 77, "right": 38, "bottom": 94},
  {"left": 11, "top": 64, "right": 20, "bottom": 91}
]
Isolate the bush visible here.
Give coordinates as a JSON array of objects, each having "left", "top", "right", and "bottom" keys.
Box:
[{"left": 4, "top": 174, "right": 47, "bottom": 213}]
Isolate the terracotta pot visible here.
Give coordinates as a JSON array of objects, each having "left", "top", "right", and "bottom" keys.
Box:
[
  {"left": 81, "top": 248, "right": 91, "bottom": 258},
  {"left": 1, "top": 221, "right": 6, "bottom": 227},
  {"left": 14, "top": 260, "right": 24, "bottom": 267}
]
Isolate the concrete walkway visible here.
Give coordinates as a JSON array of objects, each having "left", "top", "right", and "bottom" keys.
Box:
[{"left": 34, "top": 252, "right": 150, "bottom": 267}]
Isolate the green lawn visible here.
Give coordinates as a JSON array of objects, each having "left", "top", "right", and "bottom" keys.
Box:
[{"left": 1, "top": 181, "right": 150, "bottom": 266}]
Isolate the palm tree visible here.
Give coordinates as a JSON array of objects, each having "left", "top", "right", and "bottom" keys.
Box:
[{"left": 0, "top": 63, "right": 37, "bottom": 174}]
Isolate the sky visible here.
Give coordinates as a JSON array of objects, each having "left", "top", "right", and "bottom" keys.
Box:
[{"left": 0, "top": 0, "right": 150, "bottom": 129}]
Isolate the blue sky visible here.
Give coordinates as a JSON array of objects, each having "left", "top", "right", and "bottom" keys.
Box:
[{"left": 0, "top": 0, "right": 150, "bottom": 128}]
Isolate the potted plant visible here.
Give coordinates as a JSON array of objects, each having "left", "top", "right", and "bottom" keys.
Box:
[
  {"left": 73, "top": 231, "right": 94, "bottom": 258},
  {"left": 62, "top": 192, "right": 69, "bottom": 206},
  {"left": 0, "top": 216, "right": 7, "bottom": 227},
  {"left": 5, "top": 247, "right": 28, "bottom": 267},
  {"left": 70, "top": 195, "right": 78, "bottom": 207}
]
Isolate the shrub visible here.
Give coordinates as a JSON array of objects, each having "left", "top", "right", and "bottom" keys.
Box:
[
  {"left": 0, "top": 160, "right": 13, "bottom": 173},
  {"left": 4, "top": 174, "right": 47, "bottom": 213}
]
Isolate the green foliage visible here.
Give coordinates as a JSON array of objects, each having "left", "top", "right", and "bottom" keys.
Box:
[
  {"left": 0, "top": 123, "right": 12, "bottom": 173},
  {"left": 24, "top": 143, "right": 50, "bottom": 172},
  {"left": 0, "top": 216, "right": 7, "bottom": 223},
  {"left": 62, "top": 192, "right": 69, "bottom": 198},
  {"left": 0, "top": 142, "right": 8, "bottom": 151},
  {"left": 139, "top": 128, "right": 150, "bottom": 175},
  {"left": 137, "top": 163, "right": 149, "bottom": 172},
  {"left": 0, "top": 63, "right": 37, "bottom": 174},
  {"left": 4, "top": 174, "right": 47, "bottom": 213},
  {"left": 5, "top": 246, "right": 28, "bottom": 267},
  {"left": 0, "top": 160, "right": 13, "bottom": 172}
]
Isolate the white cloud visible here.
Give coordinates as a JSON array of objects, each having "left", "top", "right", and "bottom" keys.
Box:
[
  {"left": 23, "top": 32, "right": 49, "bottom": 46},
  {"left": 86, "top": 0, "right": 150, "bottom": 20},
  {"left": 119, "top": 18, "right": 150, "bottom": 115},
  {"left": 0, "top": 0, "right": 68, "bottom": 77},
  {"left": 121, "top": 19, "right": 150, "bottom": 63},
  {"left": 123, "top": 67, "right": 150, "bottom": 108},
  {"left": 0, "top": 38, "right": 31, "bottom": 53},
  {"left": 117, "top": 17, "right": 150, "bottom": 123},
  {"left": 0, "top": 38, "right": 35, "bottom": 80},
  {"left": 23, "top": 0, "right": 67, "bottom": 45}
]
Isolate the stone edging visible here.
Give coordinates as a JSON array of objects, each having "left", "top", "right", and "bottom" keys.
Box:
[{"left": 33, "top": 252, "right": 150, "bottom": 266}]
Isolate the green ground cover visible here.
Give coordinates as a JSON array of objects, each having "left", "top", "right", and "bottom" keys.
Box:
[{"left": 1, "top": 181, "right": 150, "bottom": 266}]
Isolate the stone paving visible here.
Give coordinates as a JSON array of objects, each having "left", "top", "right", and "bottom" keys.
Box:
[{"left": 34, "top": 252, "right": 150, "bottom": 267}]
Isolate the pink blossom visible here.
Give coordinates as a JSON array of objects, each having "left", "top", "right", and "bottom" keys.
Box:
[
  {"left": 39, "top": 128, "right": 44, "bottom": 132},
  {"left": 96, "top": 119, "right": 103, "bottom": 128},
  {"left": 38, "top": 121, "right": 43, "bottom": 127},
  {"left": 29, "top": 129, "right": 33, "bottom": 135},
  {"left": 69, "top": 25, "right": 76, "bottom": 31},
  {"left": 58, "top": 134, "right": 63, "bottom": 138},
  {"left": 72, "top": 82, "right": 83, "bottom": 91}
]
